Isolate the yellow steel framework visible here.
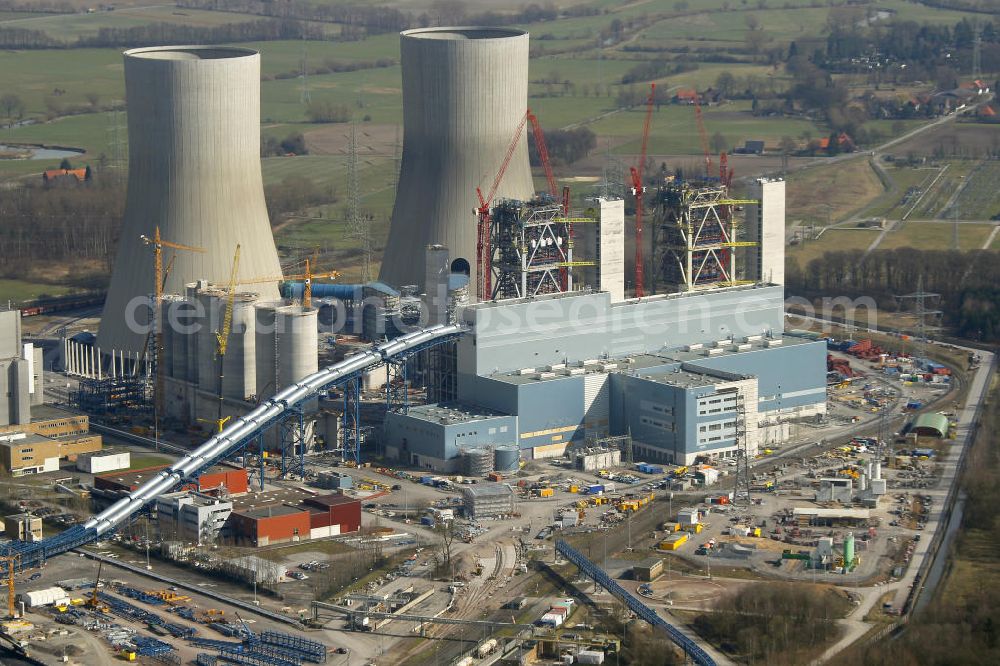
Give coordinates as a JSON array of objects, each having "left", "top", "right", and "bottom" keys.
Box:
[{"left": 139, "top": 227, "right": 204, "bottom": 444}]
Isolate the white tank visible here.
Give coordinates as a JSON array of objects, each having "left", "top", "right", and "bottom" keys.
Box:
[
  {"left": 220, "top": 293, "right": 258, "bottom": 400},
  {"left": 98, "top": 46, "right": 283, "bottom": 355},
  {"left": 275, "top": 305, "right": 318, "bottom": 391},
  {"left": 254, "top": 301, "right": 281, "bottom": 399}
]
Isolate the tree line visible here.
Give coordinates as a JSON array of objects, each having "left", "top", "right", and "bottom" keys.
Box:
[
  {"left": 0, "top": 18, "right": 322, "bottom": 50},
  {"left": 786, "top": 248, "right": 1000, "bottom": 342},
  {"left": 694, "top": 583, "right": 848, "bottom": 664},
  {"left": 529, "top": 126, "right": 597, "bottom": 167}
]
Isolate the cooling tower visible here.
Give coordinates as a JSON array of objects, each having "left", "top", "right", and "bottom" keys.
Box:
[
  {"left": 98, "top": 46, "right": 282, "bottom": 355},
  {"left": 379, "top": 27, "right": 535, "bottom": 291}
]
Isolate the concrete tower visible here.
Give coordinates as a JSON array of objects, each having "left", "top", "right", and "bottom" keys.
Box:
[
  {"left": 379, "top": 27, "right": 535, "bottom": 291},
  {"left": 98, "top": 46, "right": 282, "bottom": 355}
]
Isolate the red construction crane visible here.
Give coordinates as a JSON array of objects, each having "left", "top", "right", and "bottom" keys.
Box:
[
  {"left": 476, "top": 110, "right": 530, "bottom": 301},
  {"left": 693, "top": 93, "right": 712, "bottom": 179},
  {"left": 527, "top": 109, "right": 558, "bottom": 200},
  {"left": 629, "top": 83, "right": 655, "bottom": 298}
]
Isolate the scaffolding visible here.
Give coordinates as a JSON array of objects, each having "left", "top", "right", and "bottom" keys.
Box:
[
  {"left": 651, "top": 181, "right": 759, "bottom": 293},
  {"left": 488, "top": 198, "right": 595, "bottom": 301},
  {"left": 73, "top": 376, "right": 148, "bottom": 417}
]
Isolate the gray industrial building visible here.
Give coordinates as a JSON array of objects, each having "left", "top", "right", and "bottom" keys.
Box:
[
  {"left": 380, "top": 27, "right": 534, "bottom": 290},
  {"left": 383, "top": 175, "right": 827, "bottom": 469},
  {"left": 98, "top": 46, "right": 283, "bottom": 356},
  {"left": 1, "top": 310, "right": 44, "bottom": 427},
  {"left": 155, "top": 491, "right": 233, "bottom": 545}
]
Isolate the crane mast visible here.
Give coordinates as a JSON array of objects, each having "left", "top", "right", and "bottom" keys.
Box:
[{"left": 630, "top": 83, "right": 655, "bottom": 298}]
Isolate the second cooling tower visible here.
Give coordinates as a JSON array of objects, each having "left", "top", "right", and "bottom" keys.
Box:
[
  {"left": 379, "top": 27, "right": 535, "bottom": 291},
  {"left": 98, "top": 46, "right": 283, "bottom": 355}
]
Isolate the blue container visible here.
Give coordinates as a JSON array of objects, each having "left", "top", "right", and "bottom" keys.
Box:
[{"left": 587, "top": 484, "right": 604, "bottom": 494}]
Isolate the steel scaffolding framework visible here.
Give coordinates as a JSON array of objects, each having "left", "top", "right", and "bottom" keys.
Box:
[
  {"left": 73, "top": 376, "right": 148, "bottom": 417},
  {"left": 651, "top": 182, "right": 759, "bottom": 294},
  {"left": 489, "top": 199, "right": 595, "bottom": 301},
  {"left": 732, "top": 390, "right": 752, "bottom": 507}
]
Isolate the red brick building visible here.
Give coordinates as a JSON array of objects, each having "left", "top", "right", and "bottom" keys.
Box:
[
  {"left": 227, "top": 504, "right": 311, "bottom": 547},
  {"left": 303, "top": 494, "right": 361, "bottom": 538},
  {"left": 94, "top": 465, "right": 249, "bottom": 496}
]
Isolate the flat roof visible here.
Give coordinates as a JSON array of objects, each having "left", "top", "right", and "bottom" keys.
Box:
[
  {"left": 792, "top": 508, "right": 871, "bottom": 519},
  {"left": 462, "top": 483, "right": 514, "bottom": 498},
  {"left": 96, "top": 464, "right": 232, "bottom": 486},
  {"left": 404, "top": 402, "right": 509, "bottom": 425},
  {"left": 304, "top": 493, "right": 358, "bottom": 508},
  {"left": 0, "top": 433, "right": 53, "bottom": 448},
  {"left": 660, "top": 334, "right": 814, "bottom": 365},
  {"left": 229, "top": 487, "right": 317, "bottom": 512},
  {"left": 235, "top": 504, "right": 305, "bottom": 520}
]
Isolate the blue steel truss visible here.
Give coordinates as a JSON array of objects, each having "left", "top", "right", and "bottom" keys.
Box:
[{"left": 555, "top": 540, "right": 716, "bottom": 666}]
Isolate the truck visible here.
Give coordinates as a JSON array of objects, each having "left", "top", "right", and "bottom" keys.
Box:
[{"left": 476, "top": 639, "right": 498, "bottom": 658}]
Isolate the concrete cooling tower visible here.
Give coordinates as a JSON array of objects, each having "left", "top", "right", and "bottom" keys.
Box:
[
  {"left": 98, "top": 46, "right": 282, "bottom": 355},
  {"left": 379, "top": 27, "right": 535, "bottom": 291}
]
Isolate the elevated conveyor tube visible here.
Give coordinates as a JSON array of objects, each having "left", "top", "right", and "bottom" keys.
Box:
[{"left": 2, "top": 324, "right": 464, "bottom": 569}]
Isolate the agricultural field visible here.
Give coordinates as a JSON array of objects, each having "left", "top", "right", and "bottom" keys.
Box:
[
  {"left": 949, "top": 160, "right": 1000, "bottom": 221},
  {"left": 787, "top": 228, "right": 880, "bottom": 268},
  {"left": 0, "top": 279, "right": 73, "bottom": 302},
  {"left": 785, "top": 159, "right": 885, "bottom": 226},
  {"left": 877, "top": 221, "right": 996, "bottom": 251}
]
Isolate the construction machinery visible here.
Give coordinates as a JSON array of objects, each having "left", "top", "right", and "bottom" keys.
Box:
[
  {"left": 139, "top": 227, "right": 205, "bottom": 444},
  {"left": 213, "top": 244, "right": 241, "bottom": 424},
  {"left": 693, "top": 93, "right": 711, "bottom": 179},
  {"left": 629, "top": 83, "right": 655, "bottom": 297},
  {"left": 1, "top": 554, "right": 17, "bottom": 619},
  {"left": 236, "top": 258, "right": 339, "bottom": 309},
  {"left": 476, "top": 109, "right": 531, "bottom": 300}
]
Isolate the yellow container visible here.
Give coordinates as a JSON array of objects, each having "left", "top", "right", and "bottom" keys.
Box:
[
  {"left": 569, "top": 485, "right": 579, "bottom": 493},
  {"left": 122, "top": 651, "right": 137, "bottom": 661},
  {"left": 539, "top": 488, "right": 554, "bottom": 498},
  {"left": 752, "top": 527, "right": 762, "bottom": 537},
  {"left": 658, "top": 534, "right": 688, "bottom": 550},
  {"left": 693, "top": 523, "right": 703, "bottom": 533}
]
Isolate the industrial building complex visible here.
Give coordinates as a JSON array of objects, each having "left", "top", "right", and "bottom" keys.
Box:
[{"left": 12, "top": 19, "right": 991, "bottom": 666}]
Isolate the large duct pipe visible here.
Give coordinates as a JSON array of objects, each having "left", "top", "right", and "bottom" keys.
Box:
[
  {"left": 98, "top": 46, "right": 283, "bottom": 355},
  {"left": 380, "top": 27, "right": 535, "bottom": 292}
]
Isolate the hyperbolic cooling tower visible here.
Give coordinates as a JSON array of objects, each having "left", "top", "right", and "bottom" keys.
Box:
[
  {"left": 379, "top": 27, "right": 535, "bottom": 291},
  {"left": 98, "top": 46, "right": 282, "bottom": 355}
]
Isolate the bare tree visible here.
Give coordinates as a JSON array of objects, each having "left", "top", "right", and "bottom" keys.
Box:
[
  {"left": 434, "top": 520, "right": 458, "bottom": 578},
  {"left": 1, "top": 93, "right": 24, "bottom": 128}
]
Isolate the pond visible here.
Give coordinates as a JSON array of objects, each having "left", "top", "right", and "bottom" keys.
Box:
[{"left": 0, "top": 143, "right": 85, "bottom": 161}]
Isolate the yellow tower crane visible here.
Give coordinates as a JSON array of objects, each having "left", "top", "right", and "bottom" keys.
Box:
[
  {"left": 139, "top": 227, "right": 205, "bottom": 447},
  {"left": 211, "top": 244, "right": 241, "bottom": 428},
  {"left": 236, "top": 257, "right": 340, "bottom": 309},
  {"left": 0, "top": 553, "right": 18, "bottom": 619}
]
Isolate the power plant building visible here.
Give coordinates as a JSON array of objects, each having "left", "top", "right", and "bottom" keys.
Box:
[
  {"left": 383, "top": 177, "right": 828, "bottom": 469},
  {"left": 380, "top": 27, "right": 534, "bottom": 290},
  {"left": 98, "top": 46, "right": 283, "bottom": 356}
]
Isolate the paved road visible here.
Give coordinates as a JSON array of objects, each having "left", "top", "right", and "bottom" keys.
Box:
[{"left": 811, "top": 330, "right": 994, "bottom": 664}]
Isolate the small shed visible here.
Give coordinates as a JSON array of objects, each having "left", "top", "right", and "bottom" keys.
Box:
[{"left": 910, "top": 413, "right": 949, "bottom": 438}]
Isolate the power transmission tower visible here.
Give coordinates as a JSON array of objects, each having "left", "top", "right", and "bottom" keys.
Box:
[
  {"left": 390, "top": 125, "right": 401, "bottom": 195},
  {"left": 895, "top": 275, "right": 941, "bottom": 358},
  {"left": 732, "top": 391, "right": 752, "bottom": 507},
  {"left": 972, "top": 21, "right": 982, "bottom": 80},
  {"left": 107, "top": 109, "right": 126, "bottom": 185},
  {"left": 300, "top": 32, "right": 311, "bottom": 104},
  {"left": 347, "top": 123, "right": 372, "bottom": 283}
]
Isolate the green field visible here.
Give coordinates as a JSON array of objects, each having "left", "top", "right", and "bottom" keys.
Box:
[
  {"left": 787, "top": 228, "right": 880, "bottom": 267},
  {"left": 786, "top": 159, "right": 885, "bottom": 225},
  {"left": 879, "top": 221, "right": 996, "bottom": 251},
  {"left": 950, "top": 160, "right": 1000, "bottom": 220},
  {"left": 0, "top": 279, "right": 73, "bottom": 302}
]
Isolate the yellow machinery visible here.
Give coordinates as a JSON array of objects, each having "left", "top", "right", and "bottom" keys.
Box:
[
  {"left": 236, "top": 257, "right": 340, "bottom": 309},
  {"left": 0, "top": 554, "right": 18, "bottom": 619},
  {"left": 198, "top": 416, "right": 232, "bottom": 434},
  {"left": 139, "top": 227, "right": 205, "bottom": 437},
  {"left": 212, "top": 245, "right": 241, "bottom": 425}
]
